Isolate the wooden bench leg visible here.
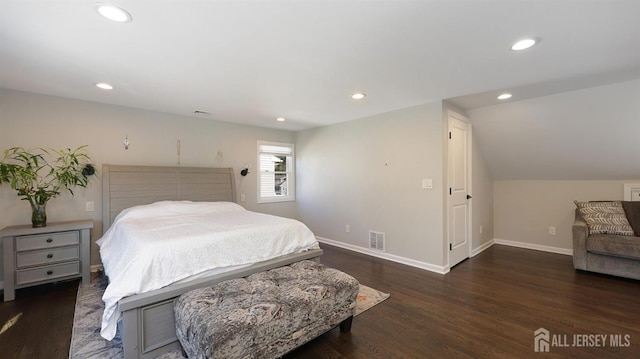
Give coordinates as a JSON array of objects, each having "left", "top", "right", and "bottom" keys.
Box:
[{"left": 339, "top": 316, "right": 353, "bottom": 332}]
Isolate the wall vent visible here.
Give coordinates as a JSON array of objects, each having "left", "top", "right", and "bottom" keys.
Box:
[{"left": 369, "top": 231, "right": 385, "bottom": 251}]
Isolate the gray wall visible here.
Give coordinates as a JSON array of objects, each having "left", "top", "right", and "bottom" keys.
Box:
[
  {"left": 467, "top": 79, "right": 640, "bottom": 253},
  {"left": 471, "top": 130, "right": 494, "bottom": 252},
  {"left": 296, "top": 102, "right": 448, "bottom": 269},
  {"left": 295, "top": 100, "right": 495, "bottom": 271},
  {"left": 0, "top": 87, "right": 510, "bottom": 284},
  {"left": 12, "top": 80, "right": 629, "bottom": 280},
  {"left": 494, "top": 180, "right": 638, "bottom": 252},
  {"left": 0, "top": 89, "right": 297, "bottom": 276}
]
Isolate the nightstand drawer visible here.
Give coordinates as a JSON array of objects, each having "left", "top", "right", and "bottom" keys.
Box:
[
  {"left": 2, "top": 220, "right": 93, "bottom": 301},
  {"left": 16, "top": 231, "right": 79, "bottom": 251},
  {"left": 16, "top": 261, "right": 80, "bottom": 285},
  {"left": 16, "top": 246, "right": 79, "bottom": 268}
]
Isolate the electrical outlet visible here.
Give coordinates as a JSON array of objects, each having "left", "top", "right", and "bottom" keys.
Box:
[
  {"left": 345, "top": 224, "right": 350, "bottom": 233},
  {"left": 85, "top": 201, "right": 95, "bottom": 212},
  {"left": 240, "top": 194, "right": 246, "bottom": 202},
  {"left": 548, "top": 226, "right": 556, "bottom": 235},
  {"left": 479, "top": 225, "right": 483, "bottom": 234}
]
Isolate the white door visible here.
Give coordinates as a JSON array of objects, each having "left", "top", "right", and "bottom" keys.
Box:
[{"left": 447, "top": 111, "right": 471, "bottom": 268}]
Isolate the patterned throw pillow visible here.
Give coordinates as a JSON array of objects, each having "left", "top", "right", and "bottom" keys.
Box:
[
  {"left": 621, "top": 201, "right": 640, "bottom": 236},
  {"left": 574, "top": 201, "right": 634, "bottom": 236}
]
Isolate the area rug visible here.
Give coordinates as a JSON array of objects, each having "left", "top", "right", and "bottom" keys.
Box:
[{"left": 69, "top": 272, "right": 389, "bottom": 359}]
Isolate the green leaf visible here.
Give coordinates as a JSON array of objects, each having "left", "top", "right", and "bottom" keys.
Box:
[{"left": 0, "top": 146, "right": 93, "bottom": 204}]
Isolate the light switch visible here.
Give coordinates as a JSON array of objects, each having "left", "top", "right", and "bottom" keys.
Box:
[{"left": 422, "top": 179, "right": 433, "bottom": 189}]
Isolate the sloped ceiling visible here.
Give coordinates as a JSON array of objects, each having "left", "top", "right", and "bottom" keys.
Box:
[
  {"left": 1, "top": 1, "right": 639, "bottom": 180},
  {"left": 466, "top": 79, "right": 640, "bottom": 180}
]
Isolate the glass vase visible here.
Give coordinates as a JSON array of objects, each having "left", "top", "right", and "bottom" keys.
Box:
[{"left": 31, "top": 203, "right": 47, "bottom": 228}]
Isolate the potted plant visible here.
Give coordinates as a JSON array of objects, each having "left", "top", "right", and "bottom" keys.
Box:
[{"left": 0, "top": 146, "right": 94, "bottom": 228}]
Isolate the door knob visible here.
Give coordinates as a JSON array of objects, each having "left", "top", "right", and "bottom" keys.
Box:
[{"left": 467, "top": 194, "right": 472, "bottom": 200}]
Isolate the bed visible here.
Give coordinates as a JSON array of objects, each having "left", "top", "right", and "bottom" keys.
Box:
[{"left": 99, "top": 165, "right": 323, "bottom": 359}]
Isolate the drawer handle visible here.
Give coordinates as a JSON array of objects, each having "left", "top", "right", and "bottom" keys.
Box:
[
  {"left": 46, "top": 238, "right": 53, "bottom": 243},
  {"left": 47, "top": 253, "right": 54, "bottom": 259},
  {"left": 47, "top": 270, "right": 53, "bottom": 275}
]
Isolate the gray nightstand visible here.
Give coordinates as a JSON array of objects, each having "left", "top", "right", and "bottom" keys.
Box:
[{"left": 2, "top": 220, "right": 93, "bottom": 301}]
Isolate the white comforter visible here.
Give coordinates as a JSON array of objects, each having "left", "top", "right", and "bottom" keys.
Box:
[{"left": 96, "top": 201, "right": 319, "bottom": 340}]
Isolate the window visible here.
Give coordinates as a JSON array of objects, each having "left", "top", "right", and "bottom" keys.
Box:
[{"left": 257, "top": 141, "right": 295, "bottom": 203}]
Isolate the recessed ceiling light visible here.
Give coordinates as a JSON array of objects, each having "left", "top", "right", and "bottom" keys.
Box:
[
  {"left": 276, "top": 117, "right": 286, "bottom": 122},
  {"left": 510, "top": 38, "right": 537, "bottom": 51},
  {"left": 95, "top": 82, "right": 114, "bottom": 90},
  {"left": 497, "top": 93, "right": 512, "bottom": 100},
  {"left": 351, "top": 93, "right": 366, "bottom": 100},
  {"left": 96, "top": 4, "right": 132, "bottom": 23}
]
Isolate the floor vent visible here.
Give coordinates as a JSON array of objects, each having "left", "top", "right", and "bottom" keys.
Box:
[{"left": 369, "top": 231, "right": 385, "bottom": 251}]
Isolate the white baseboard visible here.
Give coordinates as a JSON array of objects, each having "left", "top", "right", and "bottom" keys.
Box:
[
  {"left": 471, "top": 239, "right": 495, "bottom": 257},
  {"left": 316, "top": 236, "right": 449, "bottom": 275},
  {"left": 493, "top": 238, "right": 573, "bottom": 256}
]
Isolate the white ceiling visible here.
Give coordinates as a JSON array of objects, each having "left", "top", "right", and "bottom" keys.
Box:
[
  {"left": 1, "top": 0, "right": 638, "bottom": 132},
  {"left": 468, "top": 79, "right": 640, "bottom": 180}
]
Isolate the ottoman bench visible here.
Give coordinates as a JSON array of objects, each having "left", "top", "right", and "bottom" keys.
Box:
[{"left": 174, "top": 260, "right": 359, "bottom": 358}]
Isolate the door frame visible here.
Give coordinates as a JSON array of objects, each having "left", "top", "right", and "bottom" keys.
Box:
[{"left": 446, "top": 110, "right": 473, "bottom": 269}]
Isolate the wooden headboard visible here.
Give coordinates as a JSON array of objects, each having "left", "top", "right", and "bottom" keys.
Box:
[{"left": 102, "top": 165, "right": 236, "bottom": 232}]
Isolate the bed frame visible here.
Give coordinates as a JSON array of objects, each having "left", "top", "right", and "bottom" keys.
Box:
[{"left": 101, "top": 165, "right": 323, "bottom": 359}]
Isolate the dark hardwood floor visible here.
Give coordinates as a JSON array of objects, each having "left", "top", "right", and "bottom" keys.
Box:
[
  {"left": 0, "top": 276, "right": 78, "bottom": 358},
  {"left": 1, "top": 244, "right": 638, "bottom": 358}
]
